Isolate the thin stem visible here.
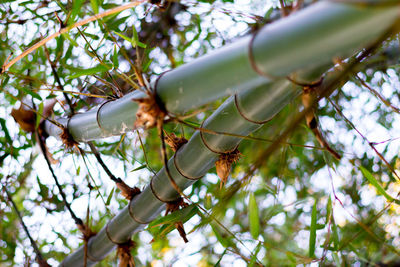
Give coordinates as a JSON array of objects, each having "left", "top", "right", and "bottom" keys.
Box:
[
  {"left": 3, "top": 186, "right": 50, "bottom": 267},
  {"left": 37, "top": 134, "right": 82, "bottom": 225},
  {"left": 77, "top": 28, "right": 124, "bottom": 98},
  {"left": 43, "top": 43, "right": 75, "bottom": 114},
  {"left": 88, "top": 141, "right": 121, "bottom": 183},
  {"left": 328, "top": 98, "right": 400, "bottom": 182}
]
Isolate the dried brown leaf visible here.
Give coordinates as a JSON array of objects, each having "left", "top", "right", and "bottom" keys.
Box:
[
  {"left": 116, "top": 182, "right": 141, "bottom": 200},
  {"left": 215, "top": 149, "right": 241, "bottom": 188},
  {"left": 117, "top": 240, "right": 135, "bottom": 267},
  {"left": 164, "top": 132, "right": 187, "bottom": 152},
  {"left": 11, "top": 105, "right": 36, "bottom": 132},
  {"left": 134, "top": 94, "right": 166, "bottom": 129}
]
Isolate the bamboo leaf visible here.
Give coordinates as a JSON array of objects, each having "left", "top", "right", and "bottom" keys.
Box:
[
  {"left": 130, "top": 164, "right": 146, "bottom": 172},
  {"left": 112, "top": 45, "right": 119, "bottom": 69},
  {"left": 106, "top": 187, "right": 114, "bottom": 206},
  {"left": 309, "top": 201, "right": 317, "bottom": 258},
  {"left": 131, "top": 25, "right": 146, "bottom": 48},
  {"left": 331, "top": 216, "right": 339, "bottom": 251},
  {"left": 68, "top": 64, "right": 112, "bottom": 79},
  {"left": 204, "top": 193, "right": 212, "bottom": 209},
  {"left": 142, "top": 58, "right": 153, "bottom": 72},
  {"left": 90, "top": 0, "right": 99, "bottom": 14},
  {"left": 249, "top": 242, "right": 262, "bottom": 267},
  {"left": 332, "top": 252, "right": 341, "bottom": 266},
  {"left": 113, "top": 31, "right": 133, "bottom": 44},
  {"left": 62, "top": 33, "right": 79, "bottom": 47},
  {"left": 71, "top": 0, "right": 85, "bottom": 22},
  {"left": 148, "top": 205, "right": 197, "bottom": 228},
  {"left": 326, "top": 196, "right": 332, "bottom": 223},
  {"left": 148, "top": 205, "right": 198, "bottom": 239},
  {"left": 0, "top": 118, "right": 12, "bottom": 145},
  {"left": 214, "top": 249, "right": 227, "bottom": 267},
  {"left": 248, "top": 192, "right": 260, "bottom": 239},
  {"left": 36, "top": 102, "right": 43, "bottom": 129},
  {"left": 360, "top": 166, "right": 400, "bottom": 204},
  {"left": 211, "top": 222, "right": 230, "bottom": 248},
  {"left": 18, "top": 86, "right": 42, "bottom": 101}
]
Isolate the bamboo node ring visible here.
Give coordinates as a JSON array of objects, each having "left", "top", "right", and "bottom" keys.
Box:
[
  {"left": 95, "top": 99, "right": 114, "bottom": 130},
  {"left": 234, "top": 94, "right": 272, "bottom": 124}
]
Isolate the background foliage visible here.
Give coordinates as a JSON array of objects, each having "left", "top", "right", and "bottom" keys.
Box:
[{"left": 1, "top": 0, "right": 400, "bottom": 266}]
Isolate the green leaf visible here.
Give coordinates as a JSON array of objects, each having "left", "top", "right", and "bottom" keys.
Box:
[
  {"left": 68, "top": 64, "right": 112, "bottom": 79},
  {"left": 54, "top": 0, "right": 68, "bottom": 14},
  {"left": 0, "top": 75, "right": 10, "bottom": 88},
  {"left": 130, "top": 164, "right": 146, "bottom": 172},
  {"left": 18, "top": 86, "right": 42, "bottom": 101},
  {"left": 36, "top": 102, "right": 43, "bottom": 129},
  {"left": 360, "top": 166, "right": 400, "bottom": 204},
  {"left": 332, "top": 252, "right": 341, "bottom": 266},
  {"left": 204, "top": 193, "right": 212, "bottom": 209},
  {"left": 331, "top": 216, "right": 339, "bottom": 251},
  {"left": 248, "top": 193, "right": 260, "bottom": 239},
  {"left": 309, "top": 201, "right": 317, "bottom": 258},
  {"left": 131, "top": 25, "right": 146, "bottom": 48},
  {"left": 71, "top": 0, "right": 85, "bottom": 22},
  {"left": 148, "top": 205, "right": 198, "bottom": 240},
  {"left": 249, "top": 242, "right": 262, "bottom": 267},
  {"left": 149, "top": 205, "right": 197, "bottom": 228},
  {"left": 106, "top": 187, "right": 114, "bottom": 206},
  {"left": 211, "top": 222, "right": 230, "bottom": 248},
  {"left": 142, "top": 58, "right": 153, "bottom": 72},
  {"left": 90, "top": 0, "right": 99, "bottom": 14},
  {"left": 112, "top": 45, "right": 119, "bottom": 69},
  {"left": 62, "top": 33, "right": 79, "bottom": 47},
  {"left": 0, "top": 118, "right": 12, "bottom": 145},
  {"left": 113, "top": 31, "right": 133, "bottom": 44},
  {"left": 326, "top": 196, "right": 332, "bottom": 223},
  {"left": 76, "top": 166, "right": 81, "bottom": 176}
]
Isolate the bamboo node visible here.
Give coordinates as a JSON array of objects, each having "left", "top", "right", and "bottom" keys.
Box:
[
  {"left": 165, "top": 197, "right": 189, "bottom": 243},
  {"left": 77, "top": 222, "right": 96, "bottom": 241},
  {"left": 116, "top": 181, "right": 141, "bottom": 201},
  {"left": 133, "top": 92, "right": 166, "bottom": 129},
  {"left": 60, "top": 126, "right": 79, "bottom": 149},
  {"left": 215, "top": 148, "right": 241, "bottom": 188},
  {"left": 117, "top": 239, "right": 136, "bottom": 267},
  {"left": 164, "top": 132, "right": 188, "bottom": 152}
]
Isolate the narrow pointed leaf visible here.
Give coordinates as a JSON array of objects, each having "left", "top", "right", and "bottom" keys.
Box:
[
  {"left": 18, "top": 86, "right": 42, "bottom": 101},
  {"left": 0, "top": 118, "right": 12, "bottom": 145},
  {"left": 68, "top": 64, "right": 112, "bottom": 79},
  {"left": 36, "top": 102, "right": 43, "bottom": 129},
  {"left": 249, "top": 193, "right": 260, "bottom": 239},
  {"left": 106, "top": 187, "right": 114, "bottom": 206},
  {"left": 148, "top": 205, "right": 197, "bottom": 228},
  {"left": 249, "top": 242, "right": 262, "bottom": 267},
  {"left": 130, "top": 164, "right": 146, "bottom": 172},
  {"left": 360, "top": 166, "right": 400, "bottom": 204},
  {"left": 309, "top": 201, "right": 317, "bottom": 258},
  {"left": 331, "top": 216, "right": 339, "bottom": 251},
  {"left": 112, "top": 45, "right": 119, "bottom": 69},
  {"left": 113, "top": 31, "right": 133, "bottom": 44},
  {"left": 90, "top": 0, "right": 99, "bottom": 14}
]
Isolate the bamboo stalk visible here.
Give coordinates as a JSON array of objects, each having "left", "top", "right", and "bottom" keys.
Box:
[{"left": 45, "top": 1, "right": 399, "bottom": 142}]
